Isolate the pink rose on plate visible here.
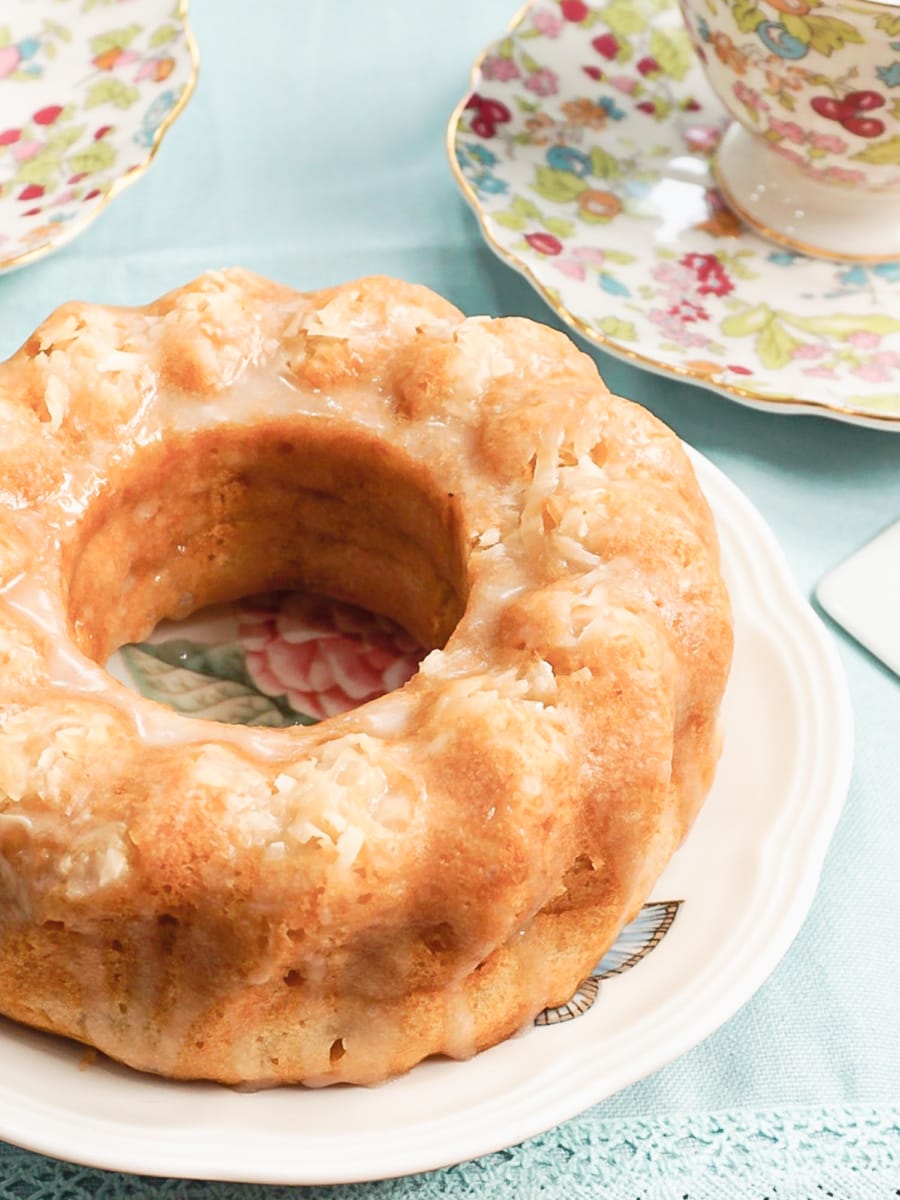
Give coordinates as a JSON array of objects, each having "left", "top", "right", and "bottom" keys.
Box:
[
  {"left": 531, "top": 7, "right": 565, "bottom": 37},
  {"left": 238, "top": 592, "right": 424, "bottom": 722},
  {"left": 481, "top": 54, "right": 520, "bottom": 83},
  {"left": 524, "top": 68, "right": 560, "bottom": 97},
  {"left": 845, "top": 330, "right": 881, "bottom": 351}
]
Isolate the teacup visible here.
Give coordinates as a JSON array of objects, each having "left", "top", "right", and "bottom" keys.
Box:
[{"left": 678, "top": 0, "right": 900, "bottom": 260}]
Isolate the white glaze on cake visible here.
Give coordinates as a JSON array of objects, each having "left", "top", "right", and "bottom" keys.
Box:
[{"left": 0, "top": 270, "right": 732, "bottom": 1085}]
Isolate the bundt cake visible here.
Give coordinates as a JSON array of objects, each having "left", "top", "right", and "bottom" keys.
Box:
[{"left": 0, "top": 270, "right": 732, "bottom": 1085}]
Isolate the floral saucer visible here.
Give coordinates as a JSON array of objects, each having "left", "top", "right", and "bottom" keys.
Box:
[
  {"left": 448, "top": 0, "right": 900, "bottom": 429},
  {"left": 0, "top": 0, "right": 197, "bottom": 274}
]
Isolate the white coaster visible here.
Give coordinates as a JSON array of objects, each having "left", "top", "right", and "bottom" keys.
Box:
[{"left": 817, "top": 520, "right": 900, "bottom": 678}]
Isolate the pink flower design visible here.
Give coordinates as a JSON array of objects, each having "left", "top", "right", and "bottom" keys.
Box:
[
  {"left": 555, "top": 258, "right": 587, "bottom": 280},
  {"left": 531, "top": 7, "right": 565, "bottom": 37},
  {"left": 651, "top": 261, "right": 696, "bottom": 293},
  {"left": 802, "top": 366, "right": 840, "bottom": 379},
  {"left": 11, "top": 138, "right": 42, "bottom": 162},
  {"left": 481, "top": 54, "right": 521, "bottom": 82},
  {"left": 733, "top": 81, "right": 769, "bottom": 114},
  {"left": 768, "top": 118, "right": 805, "bottom": 144},
  {"left": 807, "top": 130, "right": 847, "bottom": 154},
  {"left": 822, "top": 165, "right": 867, "bottom": 185},
  {"left": 610, "top": 75, "right": 638, "bottom": 94},
  {"left": 525, "top": 67, "right": 560, "bottom": 97},
  {"left": 846, "top": 330, "right": 882, "bottom": 350},
  {"left": 648, "top": 308, "right": 712, "bottom": 348},
  {"left": 572, "top": 245, "right": 608, "bottom": 265},
  {"left": 238, "top": 593, "right": 423, "bottom": 721},
  {"left": 791, "top": 342, "right": 828, "bottom": 360},
  {"left": 770, "top": 143, "right": 806, "bottom": 167},
  {"left": 852, "top": 363, "right": 893, "bottom": 382}
]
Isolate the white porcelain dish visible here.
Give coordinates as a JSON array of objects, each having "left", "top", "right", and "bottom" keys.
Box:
[
  {"left": 818, "top": 518, "right": 900, "bottom": 677},
  {"left": 0, "top": 448, "right": 853, "bottom": 1185}
]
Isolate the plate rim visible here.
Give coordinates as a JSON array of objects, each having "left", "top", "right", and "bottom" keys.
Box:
[
  {"left": 445, "top": 0, "right": 900, "bottom": 432},
  {"left": 0, "top": 446, "right": 854, "bottom": 1185}
]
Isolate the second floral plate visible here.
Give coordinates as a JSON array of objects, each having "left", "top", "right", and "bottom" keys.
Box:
[
  {"left": 0, "top": 0, "right": 196, "bottom": 273},
  {"left": 448, "top": 0, "right": 900, "bottom": 429}
]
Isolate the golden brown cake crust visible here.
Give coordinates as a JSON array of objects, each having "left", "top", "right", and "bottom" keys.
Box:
[{"left": 0, "top": 269, "right": 732, "bottom": 1085}]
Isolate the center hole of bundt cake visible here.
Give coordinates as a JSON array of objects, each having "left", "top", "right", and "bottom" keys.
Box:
[{"left": 63, "top": 421, "right": 467, "bottom": 724}]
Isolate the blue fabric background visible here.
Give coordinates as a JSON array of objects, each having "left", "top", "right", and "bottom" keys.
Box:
[{"left": 0, "top": 2, "right": 897, "bottom": 1195}]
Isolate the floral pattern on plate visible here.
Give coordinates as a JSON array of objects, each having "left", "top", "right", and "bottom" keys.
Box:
[
  {"left": 116, "top": 591, "right": 425, "bottom": 727},
  {"left": 448, "top": 0, "right": 900, "bottom": 428},
  {"left": 0, "top": 0, "right": 197, "bottom": 273}
]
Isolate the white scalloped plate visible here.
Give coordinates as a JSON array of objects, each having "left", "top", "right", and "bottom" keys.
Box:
[
  {"left": 0, "top": 0, "right": 197, "bottom": 274},
  {"left": 0, "top": 449, "right": 852, "bottom": 1184},
  {"left": 447, "top": 0, "right": 900, "bottom": 429}
]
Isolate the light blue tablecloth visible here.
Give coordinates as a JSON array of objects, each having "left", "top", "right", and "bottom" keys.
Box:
[{"left": 0, "top": 2, "right": 898, "bottom": 1196}]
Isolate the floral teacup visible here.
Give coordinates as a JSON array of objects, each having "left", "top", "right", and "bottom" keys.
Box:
[{"left": 678, "top": 0, "right": 900, "bottom": 259}]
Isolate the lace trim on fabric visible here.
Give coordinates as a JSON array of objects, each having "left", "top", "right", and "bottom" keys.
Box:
[{"left": 0, "top": 1104, "right": 896, "bottom": 1198}]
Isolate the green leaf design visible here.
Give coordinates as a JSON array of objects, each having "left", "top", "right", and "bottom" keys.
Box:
[
  {"left": 542, "top": 216, "right": 575, "bottom": 237},
  {"left": 852, "top": 136, "right": 900, "bottom": 167},
  {"left": 604, "top": 248, "right": 636, "bottom": 264},
  {"left": 531, "top": 165, "right": 588, "bottom": 204},
  {"left": 780, "top": 311, "right": 900, "bottom": 337},
  {"left": 780, "top": 13, "right": 813, "bottom": 44},
  {"left": 755, "top": 319, "right": 801, "bottom": 370},
  {"left": 590, "top": 145, "right": 621, "bottom": 179},
  {"left": 648, "top": 28, "right": 694, "bottom": 80},
  {"left": 90, "top": 24, "right": 142, "bottom": 56},
  {"left": 0, "top": 26, "right": 10, "bottom": 48},
  {"left": 716, "top": 252, "right": 758, "bottom": 282},
  {"left": 120, "top": 642, "right": 315, "bottom": 727},
  {"left": 720, "top": 304, "right": 774, "bottom": 337},
  {"left": 149, "top": 23, "right": 180, "bottom": 47},
  {"left": 43, "top": 20, "right": 72, "bottom": 43},
  {"left": 597, "top": 316, "right": 638, "bottom": 340},
  {"left": 494, "top": 211, "right": 528, "bottom": 231},
  {"left": 875, "top": 12, "right": 900, "bottom": 36},
  {"left": 86, "top": 79, "right": 141, "bottom": 109},
  {"left": 600, "top": 0, "right": 648, "bottom": 36},
  {"left": 47, "top": 125, "right": 87, "bottom": 156},
  {"left": 801, "top": 13, "right": 863, "bottom": 56},
  {"left": 67, "top": 140, "right": 116, "bottom": 177},
  {"left": 511, "top": 194, "right": 542, "bottom": 219},
  {"left": 14, "top": 152, "right": 63, "bottom": 186},
  {"left": 520, "top": 50, "right": 541, "bottom": 73},
  {"left": 731, "top": 0, "right": 765, "bottom": 33},
  {"left": 134, "top": 639, "right": 250, "bottom": 684}
]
